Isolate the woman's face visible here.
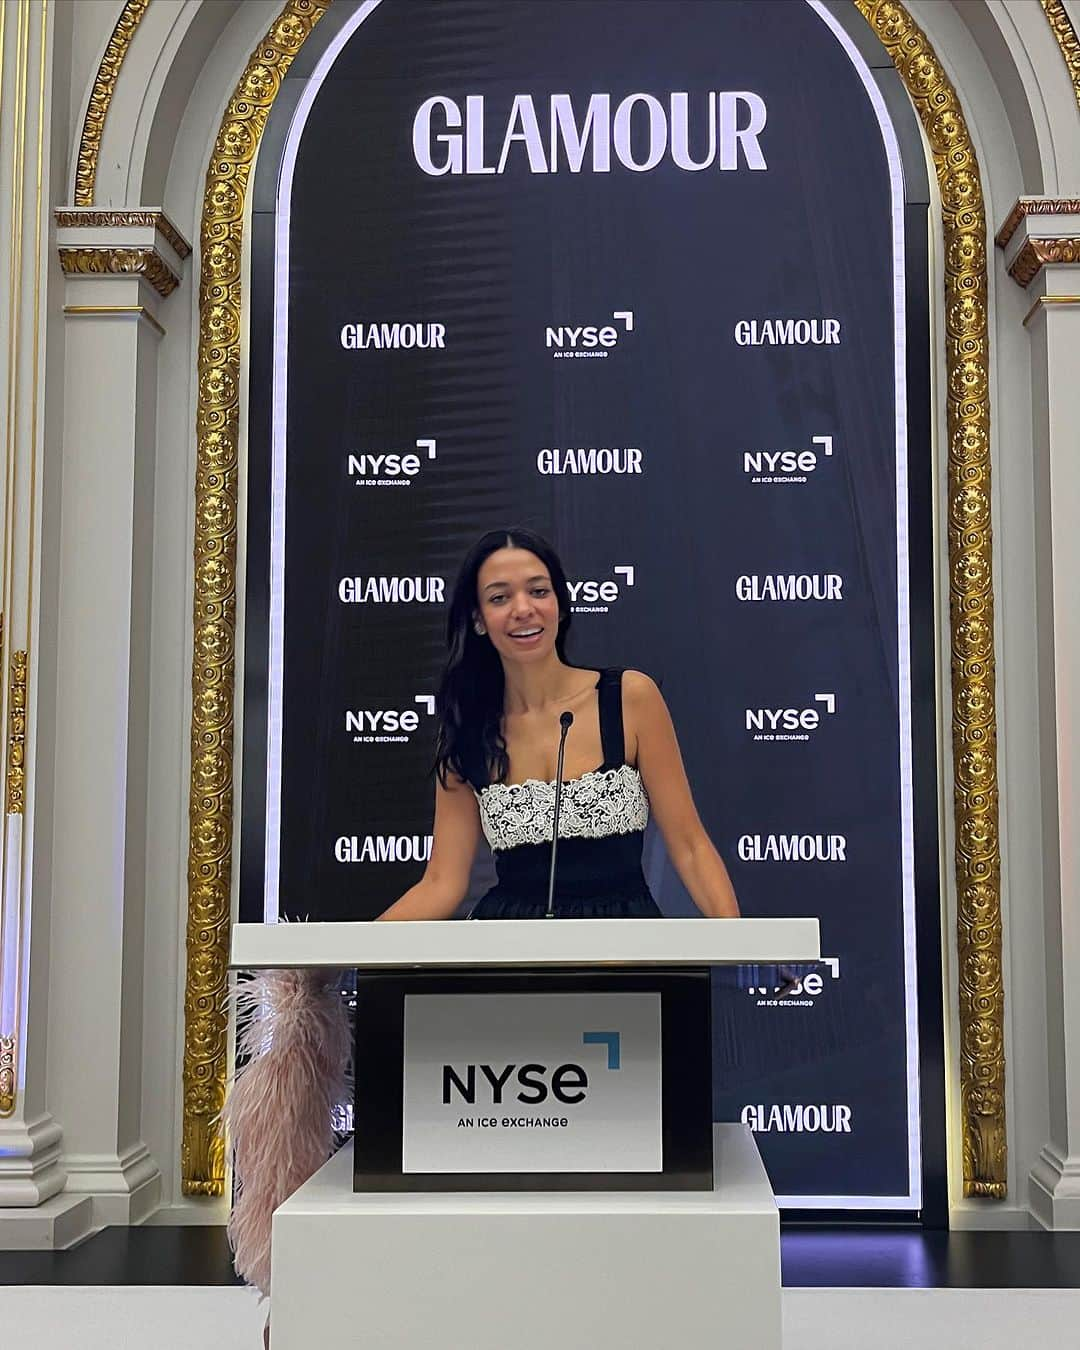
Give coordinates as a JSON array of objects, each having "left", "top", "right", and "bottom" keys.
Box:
[{"left": 475, "top": 548, "right": 561, "bottom": 664}]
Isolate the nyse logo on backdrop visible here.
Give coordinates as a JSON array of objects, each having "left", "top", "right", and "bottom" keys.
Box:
[
  {"left": 338, "top": 575, "right": 446, "bottom": 604},
  {"left": 334, "top": 834, "right": 433, "bottom": 864},
  {"left": 746, "top": 693, "right": 836, "bottom": 742},
  {"left": 412, "top": 92, "right": 768, "bottom": 177},
  {"left": 347, "top": 695, "right": 436, "bottom": 745},
  {"left": 734, "top": 318, "right": 841, "bottom": 346},
  {"left": 744, "top": 436, "right": 834, "bottom": 485},
  {"left": 537, "top": 445, "right": 643, "bottom": 475},
  {"left": 735, "top": 574, "right": 844, "bottom": 602},
  {"left": 569, "top": 565, "right": 635, "bottom": 614},
  {"left": 348, "top": 439, "right": 437, "bottom": 488},
  {"left": 740, "top": 1103, "right": 853, "bottom": 1134},
  {"left": 737, "top": 834, "right": 848, "bottom": 862},
  {"left": 546, "top": 310, "right": 634, "bottom": 359},
  {"left": 748, "top": 957, "right": 841, "bottom": 1008},
  {"left": 340, "top": 322, "right": 446, "bottom": 350}
]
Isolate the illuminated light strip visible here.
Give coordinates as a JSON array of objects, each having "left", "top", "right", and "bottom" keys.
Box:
[
  {"left": 266, "top": 1, "right": 385, "bottom": 922},
  {"left": 800, "top": 0, "right": 921, "bottom": 1212}
]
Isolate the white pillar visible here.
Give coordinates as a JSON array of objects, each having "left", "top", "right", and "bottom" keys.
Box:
[
  {"left": 1000, "top": 200, "right": 1080, "bottom": 1229},
  {"left": 41, "top": 210, "right": 189, "bottom": 1228},
  {"left": 0, "top": 0, "right": 96, "bottom": 1247}
]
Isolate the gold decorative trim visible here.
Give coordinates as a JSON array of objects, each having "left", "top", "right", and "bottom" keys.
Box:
[
  {"left": 58, "top": 245, "right": 179, "bottom": 298},
  {"left": 55, "top": 208, "right": 192, "bottom": 260},
  {"left": 182, "top": 0, "right": 332, "bottom": 1198},
  {"left": 1041, "top": 0, "right": 1080, "bottom": 117},
  {"left": 6, "top": 650, "right": 26, "bottom": 815},
  {"left": 856, "top": 0, "right": 1005, "bottom": 1199},
  {"left": 0, "top": 1034, "right": 14, "bottom": 1115},
  {"left": 74, "top": 0, "right": 151, "bottom": 206},
  {"left": 1022, "top": 293, "right": 1080, "bottom": 327},
  {"left": 182, "top": 0, "right": 1006, "bottom": 1202},
  {"left": 1008, "top": 236, "right": 1080, "bottom": 288},
  {"left": 995, "top": 197, "right": 1080, "bottom": 250},
  {"left": 63, "top": 303, "right": 165, "bottom": 337}
]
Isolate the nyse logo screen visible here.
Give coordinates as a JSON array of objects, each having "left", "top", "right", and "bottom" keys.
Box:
[
  {"left": 402, "top": 993, "right": 662, "bottom": 1173},
  {"left": 248, "top": 0, "right": 933, "bottom": 1213}
]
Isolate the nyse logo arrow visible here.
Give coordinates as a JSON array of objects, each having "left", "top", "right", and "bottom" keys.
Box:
[{"left": 582, "top": 1030, "right": 621, "bottom": 1070}]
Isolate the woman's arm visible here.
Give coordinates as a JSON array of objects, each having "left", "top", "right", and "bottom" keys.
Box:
[
  {"left": 625, "top": 671, "right": 740, "bottom": 919},
  {"left": 375, "top": 772, "right": 482, "bottom": 920}
]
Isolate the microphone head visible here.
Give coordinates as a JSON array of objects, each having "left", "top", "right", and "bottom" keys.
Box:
[{"left": 560, "top": 710, "right": 574, "bottom": 730}]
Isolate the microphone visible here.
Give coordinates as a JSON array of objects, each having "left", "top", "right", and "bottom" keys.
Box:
[{"left": 545, "top": 711, "right": 575, "bottom": 919}]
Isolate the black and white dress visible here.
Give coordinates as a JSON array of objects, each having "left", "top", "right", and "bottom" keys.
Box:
[{"left": 468, "top": 668, "right": 662, "bottom": 919}]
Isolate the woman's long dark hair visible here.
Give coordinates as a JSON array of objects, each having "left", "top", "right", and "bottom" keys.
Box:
[{"left": 435, "top": 528, "right": 572, "bottom": 789}]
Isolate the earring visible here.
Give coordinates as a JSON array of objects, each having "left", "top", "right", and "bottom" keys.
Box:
[{"left": 474, "top": 622, "right": 486, "bottom": 636}]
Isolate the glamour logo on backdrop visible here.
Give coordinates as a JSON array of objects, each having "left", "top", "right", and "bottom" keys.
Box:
[
  {"left": 334, "top": 834, "right": 433, "bottom": 864},
  {"left": 537, "top": 445, "right": 643, "bottom": 475},
  {"left": 412, "top": 92, "right": 768, "bottom": 176},
  {"left": 340, "top": 322, "right": 446, "bottom": 350},
  {"left": 743, "top": 435, "right": 834, "bottom": 485},
  {"left": 338, "top": 575, "right": 446, "bottom": 603},
  {"left": 745, "top": 693, "right": 836, "bottom": 742},
  {"left": 546, "top": 310, "right": 634, "bottom": 360},
  {"left": 568, "top": 565, "right": 635, "bottom": 614},
  {"left": 347, "top": 439, "right": 437, "bottom": 488},
  {"left": 740, "top": 1104, "right": 853, "bottom": 1134},
  {"left": 737, "top": 834, "right": 848, "bottom": 862},
  {"left": 346, "top": 695, "right": 436, "bottom": 746},
  {"left": 735, "top": 574, "right": 844, "bottom": 601},
  {"left": 733, "top": 318, "right": 841, "bottom": 346}
]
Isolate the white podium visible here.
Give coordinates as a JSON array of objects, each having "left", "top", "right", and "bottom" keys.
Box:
[
  {"left": 271, "top": 1123, "right": 780, "bottom": 1350},
  {"left": 230, "top": 918, "right": 819, "bottom": 1348}
]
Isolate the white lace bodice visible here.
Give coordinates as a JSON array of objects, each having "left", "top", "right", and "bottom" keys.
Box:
[{"left": 476, "top": 763, "right": 649, "bottom": 852}]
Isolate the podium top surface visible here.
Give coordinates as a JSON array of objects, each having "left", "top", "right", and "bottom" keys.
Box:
[{"left": 230, "top": 917, "right": 819, "bottom": 970}]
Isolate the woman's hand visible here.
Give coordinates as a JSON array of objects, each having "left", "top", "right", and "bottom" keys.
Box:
[{"left": 625, "top": 671, "right": 741, "bottom": 918}]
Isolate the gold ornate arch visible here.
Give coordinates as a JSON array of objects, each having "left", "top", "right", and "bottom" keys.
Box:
[
  {"left": 179, "top": 0, "right": 1005, "bottom": 1199},
  {"left": 74, "top": 0, "right": 151, "bottom": 204}
]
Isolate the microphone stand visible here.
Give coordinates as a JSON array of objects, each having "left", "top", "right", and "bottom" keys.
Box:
[{"left": 545, "top": 711, "right": 574, "bottom": 919}]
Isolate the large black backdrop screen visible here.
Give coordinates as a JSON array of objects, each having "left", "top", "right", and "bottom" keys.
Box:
[{"left": 243, "top": 0, "right": 933, "bottom": 1208}]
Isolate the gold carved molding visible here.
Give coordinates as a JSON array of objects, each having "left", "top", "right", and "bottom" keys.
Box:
[
  {"left": 1041, "top": 0, "right": 1080, "bottom": 115},
  {"left": 0, "top": 1035, "right": 14, "bottom": 1116},
  {"left": 6, "top": 651, "right": 27, "bottom": 816},
  {"left": 185, "top": 0, "right": 1006, "bottom": 1202},
  {"left": 55, "top": 208, "right": 192, "bottom": 260},
  {"left": 1008, "top": 237, "right": 1080, "bottom": 287},
  {"left": 855, "top": 0, "right": 1005, "bottom": 1199},
  {"left": 995, "top": 197, "right": 1080, "bottom": 250},
  {"left": 58, "top": 245, "right": 179, "bottom": 297},
  {"left": 182, "top": 0, "right": 332, "bottom": 1197},
  {"left": 74, "top": 0, "right": 151, "bottom": 206}
]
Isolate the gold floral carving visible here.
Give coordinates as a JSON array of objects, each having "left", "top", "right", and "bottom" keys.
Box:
[
  {"left": 54, "top": 209, "right": 192, "bottom": 260},
  {"left": 182, "top": 0, "right": 332, "bottom": 1197},
  {"left": 58, "top": 246, "right": 180, "bottom": 297},
  {"left": 995, "top": 198, "right": 1080, "bottom": 250},
  {"left": 0, "top": 1035, "right": 14, "bottom": 1115},
  {"left": 6, "top": 651, "right": 27, "bottom": 816},
  {"left": 183, "top": 0, "right": 1006, "bottom": 1203},
  {"left": 74, "top": 0, "right": 151, "bottom": 206},
  {"left": 1008, "top": 237, "right": 1080, "bottom": 288},
  {"left": 855, "top": 0, "right": 1005, "bottom": 1199},
  {"left": 1041, "top": 0, "right": 1080, "bottom": 117}
]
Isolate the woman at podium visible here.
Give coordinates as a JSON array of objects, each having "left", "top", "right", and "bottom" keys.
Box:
[{"left": 377, "top": 527, "right": 740, "bottom": 922}]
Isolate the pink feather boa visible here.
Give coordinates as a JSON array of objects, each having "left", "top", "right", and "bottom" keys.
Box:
[{"left": 221, "top": 966, "right": 350, "bottom": 1296}]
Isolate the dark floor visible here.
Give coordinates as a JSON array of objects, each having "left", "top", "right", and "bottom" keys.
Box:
[{"left": 3, "top": 1225, "right": 1080, "bottom": 1288}]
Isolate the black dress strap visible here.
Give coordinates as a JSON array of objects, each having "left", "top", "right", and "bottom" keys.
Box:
[{"left": 596, "top": 668, "right": 626, "bottom": 769}]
